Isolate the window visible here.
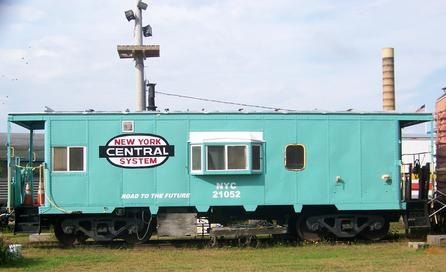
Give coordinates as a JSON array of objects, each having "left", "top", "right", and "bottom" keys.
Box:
[
  {"left": 205, "top": 145, "right": 249, "bottom": 171},
  {"left": 285, "top": 145, "right": 305, "bottom": 170},
  {"left": 53, "top": 147, "right": 86, "bottom": 172},
  {"left": 191, "top": 145, "right": 202, "bottom": 171},
  {"left": 189, "top": 131, "right": 263, "bottom": 175},
  {"left": 53, "top": 147, "right": 67, "bottom": 171},
  {"left": 252, "top": 145, "right": 261, "bottom": 171},
  {"left": 227, "top": 146, "right": 246, "bottom": 170},
  {"left": 69, "top": 147, "right": 84, "bottom": 171},
  {"left": 122, "top": 121, "right": 134, "bottom": 133},
  {"left": 207, "top": 146, "right": 225, "bottom": 170}
]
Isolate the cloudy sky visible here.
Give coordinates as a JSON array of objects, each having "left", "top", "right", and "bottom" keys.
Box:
[{"left": 0, "top": 0, "right": 445, "bottom": 131}]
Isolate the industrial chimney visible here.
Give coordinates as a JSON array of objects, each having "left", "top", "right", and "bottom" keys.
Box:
[{"left": 382, "top": 48, "right": 395, "bottom": 111}]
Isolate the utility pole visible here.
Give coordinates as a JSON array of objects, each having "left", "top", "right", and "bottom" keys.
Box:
[{"left": 118, "top": 0, "right": 159, "bottom": 111}]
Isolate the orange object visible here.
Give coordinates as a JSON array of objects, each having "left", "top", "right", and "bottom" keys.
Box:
[
  {"left": 36, "top": 165, "right": 45, "bottom": 206},
  {"left": 37, "top": 187, "right": 44, "bottom": 206},
  {"left": 24, "top": 183, "right": 33, "bottom": 206}
]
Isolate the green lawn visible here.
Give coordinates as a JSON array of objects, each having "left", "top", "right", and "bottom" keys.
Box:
[{"left": 1, "top": 233, "right": 445, "bottom": 272}]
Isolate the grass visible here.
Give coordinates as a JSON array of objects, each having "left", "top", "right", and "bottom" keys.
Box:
[
  {"left": 1, "top": 227, "right": 445, "bottom": 272},
  {"left": 2, "top": 242, "right": 446, "bottom": 272}
]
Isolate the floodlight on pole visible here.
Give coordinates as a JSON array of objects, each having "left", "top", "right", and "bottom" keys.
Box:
[
  {"left": 125, "top": 10, "right": 135, "bottom": 21},
  {"left": 137, "top": 1, "right": 148, "bottom": 10},
  {"left": 142, "top": 24, "right": 152, "bottom": 37}
]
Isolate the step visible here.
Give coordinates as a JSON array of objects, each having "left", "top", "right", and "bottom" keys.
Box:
[
  {"left": 14, "top": 206, "right": 40, "bottom": 234},
  {"left": 15, "top": 206, "right": 39, "bottom": 215},
  {"left": 15, "top": 222, "right": 40, "bottom": 233},
  {"left": 405, "top": 200, "right": 430, "bottom": 229}
]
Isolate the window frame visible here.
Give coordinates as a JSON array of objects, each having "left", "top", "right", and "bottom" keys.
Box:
[
  {"left": 52, "top": 146, "right": 87, "bottom": 173},
  {"left": 251, "top": 144, "right": 262, "bottom": 172},
  {"left": 190, "top": 145, "right": 203, "bottom": 173},
  {"left": 205, "top": 144, "right": 249, "bottom": 172},
  {"left": 284, "top": 144, "right": 306, "bottom": 171},
  {"left": 190, "top": 142, "right": 262, "bottom": 175}
]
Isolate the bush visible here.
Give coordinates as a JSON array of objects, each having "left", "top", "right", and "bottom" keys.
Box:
[{"left": 0, "top": 238, "right": 15, "bottom": 265}]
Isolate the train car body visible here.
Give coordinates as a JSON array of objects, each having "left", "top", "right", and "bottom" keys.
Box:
[{"left": 6, "top": 111, "right": 432, "bottom": 243}]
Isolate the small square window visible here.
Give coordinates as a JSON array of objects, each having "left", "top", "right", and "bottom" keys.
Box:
[
  {"left": 122, "top": 121, "right": 134, "bottom": 133},
  {"left": 285, "top": 145, "right": 305, "bottom": 170}
]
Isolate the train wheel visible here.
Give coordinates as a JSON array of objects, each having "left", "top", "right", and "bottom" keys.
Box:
[
  {"left": 359, "top": 219, "right": 389, "bottom": 241},
  {"left": 54, "top": 221, "right": 76, "bottom": 247},
  {"left": 76, "top": 232, "right": 89, "bottom": 244},
  {"left": 296, "top": 216, "right": 321, "bottom": 242}
]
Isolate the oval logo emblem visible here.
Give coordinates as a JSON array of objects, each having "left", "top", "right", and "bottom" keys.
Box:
[{"left": 99, "top": 134, "right": 175, "bottom": 168}]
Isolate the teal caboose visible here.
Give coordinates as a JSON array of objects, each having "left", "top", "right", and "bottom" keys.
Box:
[{"left": 6, "top": 111, "right": 432, "bottom": 244}]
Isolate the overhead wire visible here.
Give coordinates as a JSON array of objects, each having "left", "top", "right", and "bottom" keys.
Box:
[{"left": 155, "top": 91, "right": 297, "bottom": 112}]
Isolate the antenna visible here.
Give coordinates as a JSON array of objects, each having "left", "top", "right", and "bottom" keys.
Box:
[{"left": 117, "top": 0, "right": 160, "bottom": 112}]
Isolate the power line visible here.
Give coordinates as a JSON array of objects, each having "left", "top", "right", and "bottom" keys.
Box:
[{"left": 155, "top": 91, "right": 296, "bottom": 112}]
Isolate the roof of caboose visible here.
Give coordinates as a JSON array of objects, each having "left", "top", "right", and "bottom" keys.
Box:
[{"left": 7, "top": 110, "right": 433, "bottom": 130}]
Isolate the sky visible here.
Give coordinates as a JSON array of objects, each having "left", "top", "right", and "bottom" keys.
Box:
[{"left": 0, "top": 0, "right": 445, "bottom": 131}]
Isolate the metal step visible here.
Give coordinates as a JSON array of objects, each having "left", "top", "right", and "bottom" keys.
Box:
[
  {"left": 404, "top": 200, "right": 431, "bottom": 229},
  {"left": 14, "top": 206, "right": 40, "bottom": 234}
]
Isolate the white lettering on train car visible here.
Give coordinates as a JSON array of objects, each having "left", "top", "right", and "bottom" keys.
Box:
[
  {"left": 213, "top": 182, "right": 241, "bottom": 199},
  {"left": 121, "top": 192, "right": 190, "bottom": 199}
]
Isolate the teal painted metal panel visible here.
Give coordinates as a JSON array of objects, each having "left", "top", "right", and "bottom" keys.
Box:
[
  {"left": 361, "top": 120, "right": 397, "bottom": 203},
  {"left": 155, "top": 119, "right": 189, "bottom": 207},
  {"left": 264, "top": 118, "right": 296, "bottom": 205},
  {"left": 329, "top": 120, "right": 361, "bottom": 204},
  {"left": 87, "top": 120, "right": 122, "bottom": 206},
  {"left": 191, "top": 175, "right": 264, "bottom": 209},
  {"left": 50, "top": 120, "right": 87, "bottom": 145},
  {"left": 51, "top": 173, "right": 88, "bottom": 206},
  {"left": 49, "top": 120, "right": 89, "bottom": 207},
  {"left": 297, "top": 119, "right": 329, "bottom": 204}
]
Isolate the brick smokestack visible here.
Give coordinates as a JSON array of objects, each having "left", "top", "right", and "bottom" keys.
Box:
[{"left": 382, "top": 48, "right": 395, "bottom": 111}]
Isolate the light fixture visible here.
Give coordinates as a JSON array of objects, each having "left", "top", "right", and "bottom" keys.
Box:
[
  {"left": 142, "top": 24, "right": 152, "bottom": 37},
  {"left": 125, "top": 10, "right": 135, "bottom": 21},
  {"left": 137, "top": 1, "right": 148, "bottom": 10}
]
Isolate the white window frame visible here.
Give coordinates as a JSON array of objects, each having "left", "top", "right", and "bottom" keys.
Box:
[
  {"left": 52, "top": 146, "right": 87, "bottom": 172},
  {"left": 189, "top": 132, "right": 264, "bottom": 175},
  {"left": 205, "top": 144, "right": 249, "bottom": 172}
]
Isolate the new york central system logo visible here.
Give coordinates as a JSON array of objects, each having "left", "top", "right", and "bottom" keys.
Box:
[{"left": 99, "top": 133, "right": 175, "bottom": 168}]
